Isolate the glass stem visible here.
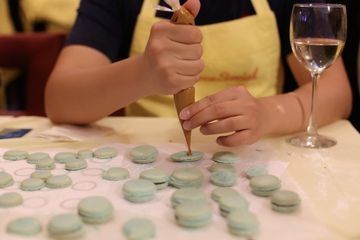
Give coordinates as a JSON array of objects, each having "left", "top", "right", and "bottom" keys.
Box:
[{"left": 307, "top": 72, "right": 320, "bottom": 136}]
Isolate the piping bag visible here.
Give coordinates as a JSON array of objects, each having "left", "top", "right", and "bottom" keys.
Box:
[{"left": 158, "top": 0, "right": 195, "bottom": 155}]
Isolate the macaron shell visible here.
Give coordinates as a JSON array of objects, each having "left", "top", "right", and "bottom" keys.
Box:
[
  {"left": 122, "top": 179, "right": 156, "bottom": 203},
  {"left": 3, "top": 150, "right": 28, "bottom": 161},
  {"left": 227, "top": 210, "right": 259, "bottom": 237},
  {"left": 211, "top": 187, "right": 240, "bottom": 202},
  {"left": 122, "top": 218, "right": 155, "bottom": 240},
  {"left": 78, "top": 196, "right": 114, "bottom": 224},
  {"left": 212, "top": 151, "right": 239, "bottom": 164},
  {"left": 20, "top": 178, "right": 45, "bottom": 191},
  {"left": 0, "top": 172, "right": 14, "bottom": 188},
  {"left": 210, "top": 170, "right": 237, "bottom": 187},
  {"left": 54, "top": 152, "right": 77, "bottom": 164},
  {"left": 65, "top": 159, "right": 88, "bottom": 171},
  {"left": 175, "top": 202, "right": 212, "bottom": 228},
  {"left": 102, "top": 167, "right": 130, "bottom": 181},
  {"left": 7, "top": 217, "right": 42, "bottom": 236},
  {"left": 0, "top": 192, "right": 23, "bottom": 207},
  {"left": 27, "top": 152, "right": 51, "bottom": 164},
  {"left": 250, "top": 174, "right": 281, "bottom": 197},
  {"left": 170, "top": 151, "right": 204, "bottom": 162},
  {"left": 130, "top": 145, "right": 158, "bottom": 163},
  {"left": 94, "top": 147, "right": 118, "bottom": 159},
  {"left": 271, "top": 190, "right": 301, "bottom": 213},
  {"left": 46, "top": 175, "right": 72, "bottom": 189}
]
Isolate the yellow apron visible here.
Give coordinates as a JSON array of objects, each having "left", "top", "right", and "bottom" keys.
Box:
[{"left": 127, "top": 0, "right": 282, "bottom": 117}]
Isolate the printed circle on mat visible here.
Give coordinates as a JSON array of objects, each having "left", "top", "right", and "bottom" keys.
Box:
[
  {"left": 82, "top": 168, "right": 103, "bottom": 176},
  {"left": 14, "top": 168, "right": 34, "bottom": 177},
  {"left": 72, "top": 181, "right": 97, "bottom": 191},
  {"left": 60, "top": 198, "right": 81, "bottom": 210},
  {"left": 23, "top": 196, "right": 48, "bottom": 208}
]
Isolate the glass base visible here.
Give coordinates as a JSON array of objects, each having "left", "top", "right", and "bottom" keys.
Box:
[{"left": 286, "top": 133, "right": 337, "bottom": 148}]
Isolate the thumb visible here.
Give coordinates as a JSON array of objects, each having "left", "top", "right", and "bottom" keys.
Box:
[{"left": 182, "top": 0, "right": 201, "bottom": 17}]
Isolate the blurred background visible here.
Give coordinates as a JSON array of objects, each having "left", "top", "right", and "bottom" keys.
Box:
[
  {"left": 0, "top": 0, "right": 79, "bottom": 116},
  {"left": 0, "top": 0, "right": 358, "bottom": 130}
]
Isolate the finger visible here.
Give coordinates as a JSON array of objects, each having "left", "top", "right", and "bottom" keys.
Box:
[
  {"left": 180, "top": 86, "right": 247, "bottom": 120},
  {"left": 166, "top": 23, "right": 202, "bottom": 44},
  {"left": 171, "top": 42, "right": 202, "bottom": 60},
  {"left": 217, "top": 130, "right": 256, "bottom": 147},
  {"left": 200, "top": 115, "right": 250, "bottom": 135},
  {"left": 183, "top": 0, "right": 201, "bottom": 17},
  {"left": 182, "top": 100, "right": 245, "bottom": 130},
  {"left": 175, "top": 59, "right": 204, "bottom": 76}
]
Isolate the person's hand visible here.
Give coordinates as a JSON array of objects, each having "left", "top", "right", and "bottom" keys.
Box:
[
  {"left": 179, "top": 86, "right": 268, "bottom": 146},
  {"left": 139, "top": 0, "right": 204, "bottom": 95}
]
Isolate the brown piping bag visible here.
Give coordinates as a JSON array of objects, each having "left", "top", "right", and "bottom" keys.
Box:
[{"left": 171, "top": 7, "right": 195, "bottom": 156}]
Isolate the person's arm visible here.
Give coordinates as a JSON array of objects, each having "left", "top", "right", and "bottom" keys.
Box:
[
  {"left": 45, "top": 0, "right": 203, "bottom": 124},
  {"left": 180, "top": 54, "right": 352, "bottom": 146}
]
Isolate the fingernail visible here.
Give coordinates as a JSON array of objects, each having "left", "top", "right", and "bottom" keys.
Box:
[
  {"left": 180, "top": 109, "right": 190, "bottom": 120},
  {"left": 183, "top": 121, "right": 191, "bottom": 130},
  {"left": 216, "top": 138, "right": 223, "bottom": 145}
]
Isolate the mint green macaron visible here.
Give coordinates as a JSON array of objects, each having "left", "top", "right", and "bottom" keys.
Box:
[
  {"left": 3, "top": 150, "right": 28, "bottom": 161},
  {"left": 170, "top": 151, "right": 204, "bottom": 162},
  {"left": 175, "top": 202, "right": 212, "bottom": 228},
  {"left": 208, "top": 163, "right": 236, "bottom": 173},
  {"left": 212, "top": 151, "right": 239, "bottom": 164},
  {"left": 31, "top": 170, "right": 52, "bottom": 180},
  {"left": 78, "top": 196, "right": 114, "bottom": 224},
  {"left": 77, "top": 149, "right": 93, "bottom": 159},
  {"left": 54, "top": 152, "right": 77, "bottom": 164},
  {"left": 46, "top": 175, "right": 72, "bottom": 189},
  {"left": 139, "top": 168, "right": 169, "bottom": 190},
  {"left": 48, "top": 213, "right": 84, "bottom": 239},
  {"left": 245, "top": 165, "right": 267, "bottom": 179},
  {"left": 271, "top": 190, "right": 301, "bottom": 213},
  {"left": 170, "top": 188, "right": 207, "bottom": 208},
  {"left": 250, "top": 174, "right": 281, "bottom": 197},
  {"left": 7, "top": 217, "right": 42, "bottom": 236},
  {"left": 0, "top": 192, "right": 23, "bottom": 208},
  {"left": 0, "top": 171, "right": 14, "bottom": 188},
  {"left": 169, "top": 167, "right": 204, "bottom": 188},
  {"left": 36, "top": 158, "right": 55, "bottom": 170},
  {"left": 94, "top": 147, "right": 118, "bottom": 159},
  {"left": 122, "top": 218, "right": 155, "bottom": 240},
  {"left": 27, "top": 152, "right": 51, "bottom": 164},
  {"left": 65, "top": 158, "right": 88, "bottom": 171},
  {"left": 102, "top": 167, "right": 130, "bottom": 181},
  {"left": 227, "top": 210, "right": 259, "bottom": 237},
  {"left": 20, "top": 178, "right": 45, "bottom": 191},
  {"left": 122, "top": 179, "right": 156, "bottom": 203},
  {"left": 130, "top": 145, "right": 158, "bottom": 164},
  {"left": 211, "top": 187, "right": 240, "bottom": 203},
  {"left": 210, "top": 170, "right": 237, "bottom": 187},
  {"left": 219, "top": 195, "right": 249, "bottom": 217}
]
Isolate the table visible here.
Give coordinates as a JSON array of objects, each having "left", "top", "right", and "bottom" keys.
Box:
[{"left": 0, "top": 116, "right": 359, "bottom": 240}]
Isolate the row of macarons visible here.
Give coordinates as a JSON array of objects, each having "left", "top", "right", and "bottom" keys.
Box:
[
  {"left": 2, "top": 145, "right": 243, "bottom": 164},
  {"left": 5, "top": 195, "right": 155, "bottom": 240}
]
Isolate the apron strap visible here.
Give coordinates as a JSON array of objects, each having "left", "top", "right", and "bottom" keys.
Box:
[
  {"left": 139, "top": 0, "right": 160, "bottom": 18},
  {"left": 251, "top": 0, "right": 272, "bottom": 15}
]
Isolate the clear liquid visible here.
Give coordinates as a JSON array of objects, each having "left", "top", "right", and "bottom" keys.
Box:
[{"left": 292, "top": 38, "right": 344, "bottom": 73}]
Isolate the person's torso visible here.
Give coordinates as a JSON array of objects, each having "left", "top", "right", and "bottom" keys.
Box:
[{"left": 126, "top": 0, "right": 283, "bottom": 117}]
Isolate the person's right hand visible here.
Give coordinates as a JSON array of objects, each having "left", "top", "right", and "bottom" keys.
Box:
[{"left": 139, "top": 0, "right": 204, "bottom": 95}]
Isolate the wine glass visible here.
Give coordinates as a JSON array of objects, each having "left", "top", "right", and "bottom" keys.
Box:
[{"left": 287, "top": 3, "right": 347, "bottom": 148}]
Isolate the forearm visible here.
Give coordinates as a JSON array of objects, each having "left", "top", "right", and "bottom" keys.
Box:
[
  {"left": 45, "top": 55, "right": 149, "bottom": 124},
  {"left": 259, "top": 58, "right": 352, "bottom": 136}
]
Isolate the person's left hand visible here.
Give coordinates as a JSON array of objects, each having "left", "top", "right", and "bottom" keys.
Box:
[{"left": 179, "top": 86, "right": 267, "bottom": 147}]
